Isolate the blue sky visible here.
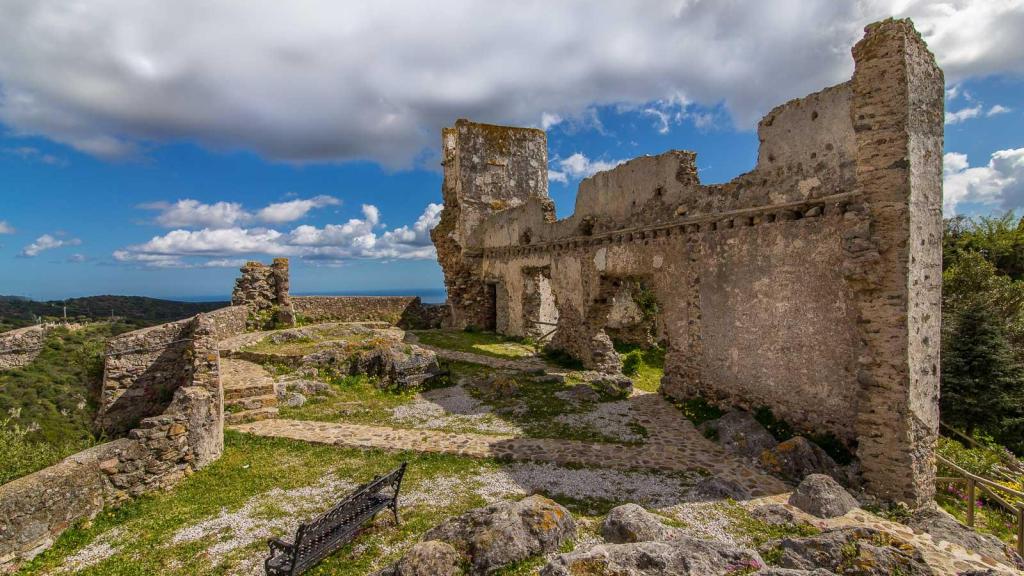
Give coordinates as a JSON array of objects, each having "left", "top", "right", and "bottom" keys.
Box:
[{"left": 1, "top": 1, "right": 1023, "bottom": 301}]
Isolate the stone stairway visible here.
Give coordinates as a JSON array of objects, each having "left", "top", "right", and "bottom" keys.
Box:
[{"left": 220, "top": 358, "right": 279, "bottom": 424}]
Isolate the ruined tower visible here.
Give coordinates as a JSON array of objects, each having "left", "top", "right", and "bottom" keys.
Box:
[
  {"left": 430, "top": 19, "right": 943, "bottom": 505},
  {"left": 431, "top": 120, "right": 554, "bottom": 330}
]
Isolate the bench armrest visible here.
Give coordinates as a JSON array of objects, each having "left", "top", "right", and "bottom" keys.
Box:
[{"left": 267, "top": 537, "right": 294, "bottom": 555}]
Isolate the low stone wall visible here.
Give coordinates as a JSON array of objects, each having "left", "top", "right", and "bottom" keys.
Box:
[
  {"left": 203, "top": 305, "right": 248, "bottom": 341},
  {"left": 292, "top": 296, "right": 444, "bottom": 328},
  {"left": 0, "top": 312, "right": 230, "bottom": 571},
  {"left": 0, "top": 325, "right": 46, "bottom": 370}
]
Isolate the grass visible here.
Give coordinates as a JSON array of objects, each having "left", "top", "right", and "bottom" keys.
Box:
[
  {"left": 18, "top": 431, "right": 500, "bottom": 576},
  {"left": 933, "top": 435, "right": 1023, "bottom": 547},
  {"left": 612, "top": 343, "right": 664, "bottom": 393},
  {"left": 413, "top": 329, "right": 536, "bottom": 360},
  {"left": 0, "top": 323, "right": 133, "bottom": 483},
  {"left": 277, "top": 361, "right": 646, "bottom": 445},
  {"left": 278, "top": 373, "right": 420, "bottom": 424},
  {"left": 19, "top": 432, "right": 650, "bottom": 576}
]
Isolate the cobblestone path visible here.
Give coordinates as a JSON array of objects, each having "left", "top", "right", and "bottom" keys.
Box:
[{"left": 232, "top": 388, "right": 790, "bottom": 497}]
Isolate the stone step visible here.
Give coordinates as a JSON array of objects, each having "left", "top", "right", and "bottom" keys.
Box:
[
  {"left": 223, "top": 382, "right": 277, "bottom": 401},
  {"left": 225, "top": 406, "right": 279, "bottom": 425},
  {"left": 226, "top": 393, "right": 279, "bottom": 412}
]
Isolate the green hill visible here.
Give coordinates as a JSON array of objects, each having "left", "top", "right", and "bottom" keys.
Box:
[{"left": 0, "top": 295, "right": 227, "bottom": 331}]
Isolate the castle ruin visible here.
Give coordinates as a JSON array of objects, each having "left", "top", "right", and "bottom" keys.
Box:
[{"left": 431, "top": 19, "right": 944, "bottom": 505}]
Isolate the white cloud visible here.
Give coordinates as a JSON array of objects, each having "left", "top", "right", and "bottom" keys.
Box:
[
  {"left": 0, "top": 1, "right": 1021, "bottom": 167},
  {"left": 256, "top": 195, "right": 340, "bottom": 224},
  {"left": 0, "top": 220, "right": 14, "bottom": 234},
  {"left": 943, "top": 149, "right": 1024, "bottom": 213},
  {"left": 945, "top": 105, "right": 982, "bottom": 124},
  {"left": 540, "top": 113, "right": 563, "bottom": 131},
  {"left": 987, "top": 104, "right": 1012, "bottom": 117},
  {"left": 141, "top": 196, "right": 340, "bottom": 228},
  {"left": 549, "top": 152, "right": 627, "bottom": 183},
  {"left": 20, "top": 233, "right": 81, "bottom": 257},
  {"left": 142, "top": 199, "right": 250, "bottom": 229},
  {"left": 67, "top": 253, "right": 87, "bottom": 263},
  {"left": 115, "top": 203, "right": 443, "bottom": 267}
]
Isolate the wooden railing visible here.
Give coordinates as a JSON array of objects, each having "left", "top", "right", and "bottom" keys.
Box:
[{"left": 936, "top": 453, "right": 1024, "bottom": 556}]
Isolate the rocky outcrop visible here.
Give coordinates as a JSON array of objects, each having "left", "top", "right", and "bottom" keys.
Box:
[
  {"left": 392, "top": 540, "right": 464, "bottom": 576},
  {"left": 541, "top": 539, "right": 764, "bottom": 576},
  {"left": 701, "top": 411, "right": 778, "bottom": 460},
  {"left": 759, "top": 437, "right": 842, "bottom": 482},
  {"left": 600, "top": 504, "right": 682, "bottom": 544},
  {"left": 906, "top": 506, "right": 1024, "bottom": 571},
  {"left": 774, "top": 527, "right": 933, "bottom": 575},
  {"left": 423, "top": 495, "right": 575, "bottom": 574},
  {"left": 788, "top": 474, "right": 859, "bottom": 518}
]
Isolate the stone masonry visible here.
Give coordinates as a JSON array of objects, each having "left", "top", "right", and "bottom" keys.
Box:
[
  {"left": 0, "top": 310, "right": 240, "bottom": 570},
  {"left": 232, "top": 258, "right": 296, "bottom": 329},
  {"left": 0, "top": 325, "right": 47, "bottom": 370},
  {"left": 430, "top": 19, "right": 943, "bottom": 505}
]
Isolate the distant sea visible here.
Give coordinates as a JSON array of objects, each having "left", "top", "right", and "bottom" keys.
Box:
[{"left": 177, "top": 288, "right": 448, "bottom": 304}]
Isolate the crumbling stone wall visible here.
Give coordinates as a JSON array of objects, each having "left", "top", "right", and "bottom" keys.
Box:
[
  {"left": 432, "top": 19, "right": 942, "bottom": 505},
  {"left": 231, "top": 258, "right": 296, "bottom": 329},
  {"left": 1, "top": 312, "right": 234, "bottom": 569},
  {"left": 0, "top": 325, "right": 46, "bottom": 370}
]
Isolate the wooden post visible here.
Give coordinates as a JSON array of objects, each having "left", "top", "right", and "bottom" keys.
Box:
[
  {"left": 1017, "top": 506, "right": 1023, "bottom": 557},
  {"left": 966, "top": 478, "right": 976, "bottom": 526}
]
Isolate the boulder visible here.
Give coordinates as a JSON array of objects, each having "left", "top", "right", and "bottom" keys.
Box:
[
  {"left": 350, "top": 343, "right": 442, "bottom": 390},
  {"left": 279, "top": 392, "right": 307, "bottom": 408},
  {"left": 906, "top": 506, "right": 1024, "bottom": 570},
  {"left": 541, "top": 538, "right": 764, "bottom": 575},
  {"left": 600, "top": 504, "right": 681, "bottom": 543},
  {"left": 749, "top": 503, "right": 798, "bottom": 526},
  {"left": 690, "top": 475, "right": 752, "bottom": 501},
  {"left": 788, "top": 474, "right": 859, "bottom": 518},
  {"left": 394, "top": 540, "right": 463, "bottom": 576},
  {"left": 701, "top": 411, "right": 778, "bottom": 459},
  {"left": 759, "top": 437, "right": 841, "bottom": 482},
  {"left": 424, "top": 495, "right": 575, "bottom": 574},
  {"left": 775, "top": 527, "right": 933, "bottom": 575},
  {"left": 279, "top": 378, "right": 331, "bottom": 397},
  {"left": 578, "top": 371, "right": 633, "bottom": 399}
]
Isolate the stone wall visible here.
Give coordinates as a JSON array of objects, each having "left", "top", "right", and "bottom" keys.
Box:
[
  {"left": 432, "top": 19, "right": 942, "bottom": 505},
  {"left": 0, "top": 311, "right": 232, "bottom": 570},
  {"left": 231, "top": 258, "right": 295, "bottom": 329},
  {"left": 430, "top": 120, "right": 551, "bottom": 330},
  {"left": 96, "top": 317, "right": 197, "bottom": 436},
  {"left": 292, "top": 296, "right": 444, "bottom": 328},
  {"left": 0, "top": 325, "right": 46, "bottom": 370}
]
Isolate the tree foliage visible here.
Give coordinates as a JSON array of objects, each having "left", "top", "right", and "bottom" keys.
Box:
[{"left": 942, "top": 213, "right": 1024, "bottom": 454}]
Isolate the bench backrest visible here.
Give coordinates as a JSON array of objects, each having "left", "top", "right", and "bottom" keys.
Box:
[{"left": 290, "top": 463, "right": 407, "bottom": 575}]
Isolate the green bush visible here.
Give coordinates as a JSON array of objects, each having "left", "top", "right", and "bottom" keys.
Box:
[
  {"left": 0, "top": 416, "right": 74, "bottom": 484},
  {"left": 620, "top": 349, "right": 643, "bottom": 375}
]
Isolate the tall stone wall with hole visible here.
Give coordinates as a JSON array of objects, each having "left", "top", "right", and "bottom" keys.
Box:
[{"left": 432, "top": 19, "right": 943, "bottom": 505}]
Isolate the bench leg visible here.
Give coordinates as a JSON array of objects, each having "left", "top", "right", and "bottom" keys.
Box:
[{"left": 391, "top": 500, "right": 401, "bottom": 525}]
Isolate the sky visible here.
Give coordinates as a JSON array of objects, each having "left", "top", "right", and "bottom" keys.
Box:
[{"left": 1, "top": 1, "right": 1023, "bottom": 301}]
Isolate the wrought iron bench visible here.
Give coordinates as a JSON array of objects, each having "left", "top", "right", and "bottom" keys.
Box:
[{"left": 265, "top": 462, "right": 407, "bottom": 575}]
